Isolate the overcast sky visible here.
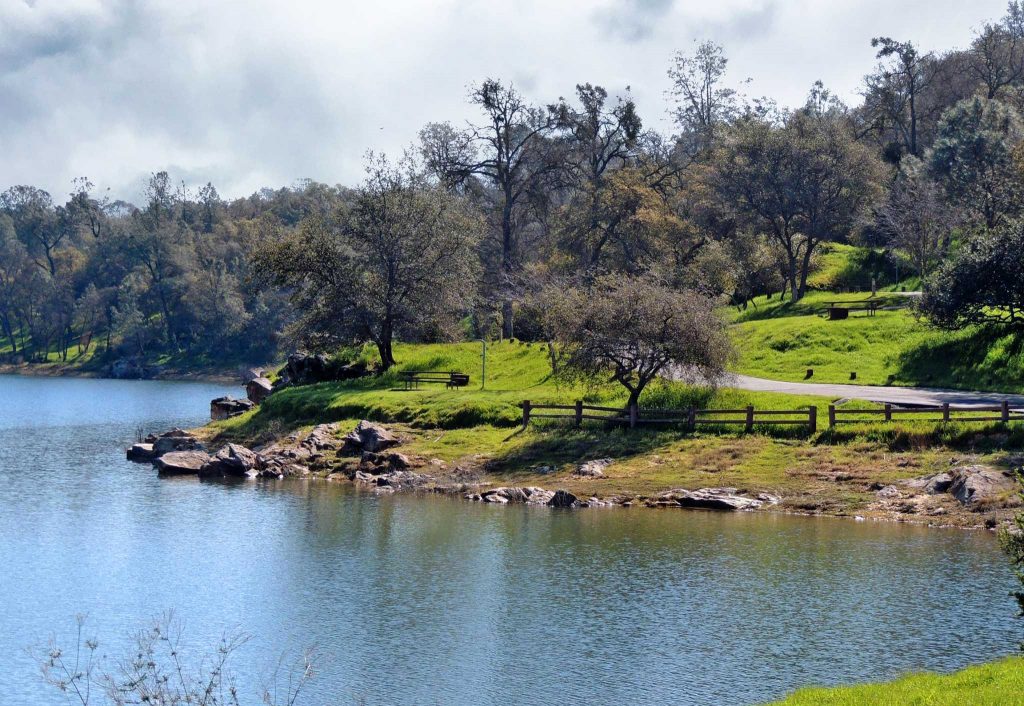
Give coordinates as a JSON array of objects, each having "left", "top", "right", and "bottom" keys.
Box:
[{"left": 0, "top": 0, "right": 1011, "bottom": 202}]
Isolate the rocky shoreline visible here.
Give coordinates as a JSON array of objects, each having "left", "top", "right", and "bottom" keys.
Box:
[
  {"left": 129, "top": 419, "right": 1021, "bottom": 527},
  {"left": 129, "top": 420, "right": 781, "bottom": 513}
]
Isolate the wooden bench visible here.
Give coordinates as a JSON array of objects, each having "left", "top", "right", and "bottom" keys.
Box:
[{"left": 398, "top": 371, "right": 470, "bottom": 390}]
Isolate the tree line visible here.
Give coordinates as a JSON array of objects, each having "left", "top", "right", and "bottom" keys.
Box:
[{"left": 8, "top": 2, "right": 1024, "bottom": 372}]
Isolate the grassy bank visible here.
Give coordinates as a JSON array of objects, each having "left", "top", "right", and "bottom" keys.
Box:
[
  {"left": 205, "top": 340, "right": 1023, "bottom": 526},
  {"left": 769, "top": 657, "right": 1024, "bottom": 705},
  {"left": 729, "top": 282, "right": 1024, "bottom": 393}
]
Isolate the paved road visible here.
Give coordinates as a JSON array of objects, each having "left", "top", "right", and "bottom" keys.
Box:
[{"left": 728, "top": 373, "right": 1024, "bottom": 408}]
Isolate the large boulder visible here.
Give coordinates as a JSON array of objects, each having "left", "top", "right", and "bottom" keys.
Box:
[
  {"left": 547, "top": 489, "right": 580, "bottom": 508},
  {"left": 904, "top": 472, "right": 954, "bottom": 495},
  {"left": 200, "top": 444, "right": 261, "bottom": 477},
  {"left": 153, "top": 429, "right": 204, "bottom": 456},
  {"left": 282, "top": 353, "right": 373, "bottom": 386},
  {"left": 648, "top": 487, "right": 765, "bottom": 511},
  {"left": 574, "top": 458, "right": 612, "bottom": 478},
  {"left": 246, "top": 377, "right": 274, "bottom": 404},
  {"left": 154, "top": 450, "right": 211, "bottom": 475},
  {"left": 241, "top": 367, "right": 265, "bottom": 383},
  {"left": 126, "top": 443, "right": 157, "bottom": 462},
  {"left": 949, "top": 465, "right": 1016, "bottom": 505},
  {"left": 303, "top": 424, "right": 340, "bottom": 452},
  {"left": 341, "top": 420, "right": 399, "bottom": 454},
  {"left": 210, "top": 397, "right": 254, "bottom": 421}
]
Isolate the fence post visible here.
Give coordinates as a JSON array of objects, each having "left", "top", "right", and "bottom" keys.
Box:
[
  {"left": 629, "top": 403, "right": 639, "bottom": 429},
  {"left": 1002, "top": 400, "right": 1010, "bottom": 424},
  {"left": 522, "top": 400, "right": 531, "bottom": 428},
  {"left": 687, "top": 406, "right": 697, "bottom": 431},
  {"left": 884, "top": 403, "right": 892, "bottom": 422},
  {"left": 808, "top": 405, "right": 817, "bottom": 434},
  {"left": 574, "top": 400, "right": 583, "bottom": 428},
  {"left": 745, "top": 405, "right": 755, "bottom": 432},
  {"left": 828, "top": 405, "right": 836, "bottom": 429},
  {"left": 942, "top": 402, "right": 950, "bottom": 423}
]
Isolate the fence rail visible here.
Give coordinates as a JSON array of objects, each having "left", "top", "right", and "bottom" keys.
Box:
[
  {"left": 827, "top": 400, "right": 1024, "bottom": 427},
  {"left": 521, "top": 400, "right": 1024, "bottom": 433},
  {"left": 519, "top": 401, "right": 817, "bottom": 433}
]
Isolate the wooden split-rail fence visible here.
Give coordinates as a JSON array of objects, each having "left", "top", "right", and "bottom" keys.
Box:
[
  {"left": 519, "top": 400, "right": 818, "bottom": 433},
  {"left": 520, "top": 400, "right": 1024, "bottom": 434},
  {"left": 827, "top": 401, "right": 1024, "bottom": 428}
]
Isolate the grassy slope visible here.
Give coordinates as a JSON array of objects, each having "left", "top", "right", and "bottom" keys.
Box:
[
  {"left": 769, "top": 657, "right": 1024, "bottom": 705},
  {"left": 729, "top": 246, "right": 1024, "bottom": 392}
]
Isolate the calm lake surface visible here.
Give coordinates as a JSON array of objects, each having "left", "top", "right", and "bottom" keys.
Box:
[{"left": 0, "top": 374, "right": 1018, "bottom": 705}]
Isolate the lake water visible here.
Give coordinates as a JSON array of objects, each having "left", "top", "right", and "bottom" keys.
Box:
[{"left": 0, "top": 374, "right": 1019, "bottom": 705}]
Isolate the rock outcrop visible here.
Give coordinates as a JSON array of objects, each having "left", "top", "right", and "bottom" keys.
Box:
[
  {"left": 210, "top": 397, "right": 254, "bottom": 421},
  {"left": 200, "top": 444, "right": 261, "bottom": 477},
  {"left": 574, "top": 458, "right": 611, "bottom": 478},
  {"left": 949, "top": 465, "right": 1016, "bottom": 505},
  {"left": 904, "top": 472, "right": 953, "bottom": 495},
  {"left": 126, "top": 443, "right": 157, "bottom": 462},
  {"left": 246, "top": 377, "right": 274, "bottom": 404},
  {"left": 152, "top": 429, "right": 205, "bottom": 455},
  {"left": 342, "top": 420, "right": 400, "bottom": 454},
  {"left": 646, "top": 487, "right": 772, "bottom": 511},
  {"left": 548, "top": 489, "right": 580, "bottom": 508},
  {"left": 282, "top": 353, "right": 373, "bottom": 386},
  {"left": 154, "top": 450, "right": 211, "bottom": 474}
]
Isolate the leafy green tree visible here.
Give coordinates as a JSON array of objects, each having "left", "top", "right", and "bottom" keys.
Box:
[
  {"left": 255, "top": 155, "right": 481, "bottom": 369},
  {"left": 541, "top": 273, "right": 732, "bottom": 408},
  {"left": 866, "top": 37, "right": 933, "bottom": 158},
  {"left": 921, "top": 220, "right": 1024, "bottom": 330},
  {"left": 421, "top": 79, "right": 557, "bottom": 339},
  {"left": 711, "top": 109, "right": 883, "bottom": 301},
  {"left": 928, "top": 97, "right": 1024, "bottom": 228}
]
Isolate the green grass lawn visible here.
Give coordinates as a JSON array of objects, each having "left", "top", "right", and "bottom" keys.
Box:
[
  {"left": 769, "top": 657, "right": 1024, "bottom": 705},
  {"left": 729, "top": 292, "right": 1024, "bottom": 392},
  {"left": 216, "top": 340, "right": 836, "bottom": 435}
]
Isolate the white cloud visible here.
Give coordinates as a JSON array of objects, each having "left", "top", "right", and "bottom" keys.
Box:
[{"left": 0, "top": 0, "right": 1009, "bottom": 202}]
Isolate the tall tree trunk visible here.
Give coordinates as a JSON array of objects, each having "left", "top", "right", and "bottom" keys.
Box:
[
  {"left": 377, "top": 339, "right": 396, "bottom": 371},
  {"left": 797, "top": 241, "right": 816, "bottom": 301}
]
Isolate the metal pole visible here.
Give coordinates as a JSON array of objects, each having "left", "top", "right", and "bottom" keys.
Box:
[{"left": 480, "top": 338, "right": 486, "bottom": 390}]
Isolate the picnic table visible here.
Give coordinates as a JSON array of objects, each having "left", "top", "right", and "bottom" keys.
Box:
[
  {"left": 398, "top": 371, "right": 470, "bottom": 390},
  {"left": 823, "top": 300, "right": 880, "bottom": 320}
]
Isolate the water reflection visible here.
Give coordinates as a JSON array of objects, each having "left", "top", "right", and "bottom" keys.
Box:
[{"left": 0, "top": 375, "right": 1017, "bottom": 705}]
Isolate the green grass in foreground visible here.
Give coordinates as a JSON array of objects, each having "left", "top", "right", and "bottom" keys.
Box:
[{"left": 769, "top": 657, "right": 1024, "bottom": 705}]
